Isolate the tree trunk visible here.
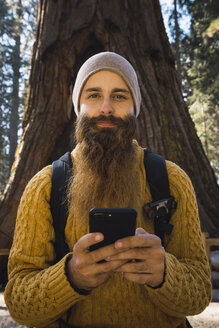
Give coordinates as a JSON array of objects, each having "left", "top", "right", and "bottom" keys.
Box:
[
  {"left": 0, "top": 0, "right": 218, "bottom": 281},
  {"left": 8, "top": 0, "right": 22, "bottom": 170},
  {"left": 173, "top": 0, "right": 181, "bottom": 76},
  {"left": 201, "top": 104, "right": 209, "bottom": 157}
]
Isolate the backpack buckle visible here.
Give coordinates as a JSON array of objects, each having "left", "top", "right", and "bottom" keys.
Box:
[
  {"left": 143, "top": 196, "right": 177, "bottom": 220},
  {"left": 143, "top": 197, "right": 177, "bottom": 238}
]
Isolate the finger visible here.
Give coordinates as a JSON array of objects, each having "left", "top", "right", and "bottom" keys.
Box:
[
  {"left": 106, "top": 247, "right": 149, "bottom": 262},
  {"left": 73, "top": 233, "right": 104, "bottom": 254},
  {"left": 78, "top": 258, "right": 129, "bottom": 280},
  {"left": 115, "top": 233, "right": 161, "bottom": 250},
  {"left": 122, "top": 272, "right": 153, "bottom": 285},
  {"left": 89, "top": 259, "right": 129, "bottom": 275},
  {"left": 89, "top": 242, "right": 130, "bottom": 264},
  {"left": 135, "top": 227, "right": 147, "bottom": 235},
  {"left": 115, "top": 260, "right": 152, "bottom": 274}
]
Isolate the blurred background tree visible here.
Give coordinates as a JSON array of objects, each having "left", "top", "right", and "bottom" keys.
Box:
[
  {"left": 0, "top": 0, "right": 218, "bottom": 285},
  {"left": 0, "top": 0, "right": 38, "bottom": 196},
  {"left": 1, "top": 0, "right": 218, "bottom": 194},
  {"left": 160, "top": 0, "right": 219, "bottom": 181},
  {"left": 186, "top": 0, "right": 219, "bottom": 180}
]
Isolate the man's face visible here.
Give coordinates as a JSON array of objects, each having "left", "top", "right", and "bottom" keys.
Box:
[
  {"left": 79, "top": 70, "right": 135, "bottom": 125},
  {"left": 71, "top": 71, "right": 138, "bottom": 211}
]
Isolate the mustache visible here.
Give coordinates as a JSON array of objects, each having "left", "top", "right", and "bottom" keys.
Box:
[
  {"left": 75, "top": 113, "right": 137, "bottom": 148},
  {"left": 88, "top": 115, "right": 127, "bottom": 126}
]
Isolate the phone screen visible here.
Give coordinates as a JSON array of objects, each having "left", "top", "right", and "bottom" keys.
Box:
[{"left": 89, "top": 207, "right": 137, "bottom": 251}]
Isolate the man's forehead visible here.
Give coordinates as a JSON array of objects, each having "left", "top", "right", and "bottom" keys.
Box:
[
  {"left": 83, "top": 70, "right": 131, "bottom": 91},
  {"left": 86, "top": 69, "right": 127, "bottom": 85},
  {"left": 83, "top": 87, "right": 130, "bottom": 93}
]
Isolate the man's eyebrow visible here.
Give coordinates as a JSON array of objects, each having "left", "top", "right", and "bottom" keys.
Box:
[
  {"left": 84, "top": 87, "right": 130, "bottom": 93},
  {"left": 84, "top": 87, "right": 102, "bottom": 93},
  {"left": 112, "top": 88, "right": 130, "bottom": 93}
]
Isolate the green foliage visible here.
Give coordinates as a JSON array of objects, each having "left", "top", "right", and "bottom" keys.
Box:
[
  {"left": 0, "top": 0, "right": 38, "bottom": 196},
  {"left": 161, "top": 0, "right": 219, "bottom": 181},
  {"left": 206, "top": 17, "right": 219, "bottom": 37},
  {"left": 186, "top": 0, "right": 219, "bottom": 180}
]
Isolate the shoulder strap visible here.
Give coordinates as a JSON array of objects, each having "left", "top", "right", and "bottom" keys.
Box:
[
  {"left": 143, "top": 149, "right": 175, "bottom": 245},
  {"left": 143, "top": 149, "right": 170, "bottom": 201},
  {"left": 50, "top": 149, "right": 174, "bottom": 261},
  {"left": 51, "top": 152, "right": 72, "bottom": 263}
]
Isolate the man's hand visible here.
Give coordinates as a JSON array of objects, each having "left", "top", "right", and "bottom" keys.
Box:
[
  {"left": 106, "top": 228, "right": 165, "bottom": 288},
  {"left": 67, "top": 233, "right": 129, "bottom": 292}
]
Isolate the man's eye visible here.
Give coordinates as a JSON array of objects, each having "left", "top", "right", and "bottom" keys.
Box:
[
  {"left": 113, "top": 94, "right": 127, "bottom": 100},
  {"left": 88, "top": 94, "right": 99, "bottom": 99}
]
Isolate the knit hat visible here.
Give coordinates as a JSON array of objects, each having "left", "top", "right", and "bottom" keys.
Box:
[{"left": 72, "top": 52, "right": 141, "bottom": 117}]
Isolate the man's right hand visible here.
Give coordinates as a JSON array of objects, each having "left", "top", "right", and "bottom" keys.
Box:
[{"left": 66, "top": 233, "right": 129, "bottom": 292}]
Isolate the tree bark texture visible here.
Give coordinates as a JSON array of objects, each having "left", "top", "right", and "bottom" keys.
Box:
[
  {"left": 0, "top": 0, "right": 218, "bottom": 277},
  {"left": 9, "top": 0, "right": 22, "bottom": 170},
  {"left": 173, "top": 0, "right": 181, "bottom": 75}
]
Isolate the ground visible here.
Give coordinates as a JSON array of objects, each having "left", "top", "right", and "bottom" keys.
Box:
[
  {"left": 0, "top": 292, "right": 218, "bottom": 327},
  {"left": 187, "top": 303, "right": 219, "bottom": 327}
]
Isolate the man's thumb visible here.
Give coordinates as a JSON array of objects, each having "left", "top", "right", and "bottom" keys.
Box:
[{"left": 135, "top": 227, "right": 147, "bottom": 235}]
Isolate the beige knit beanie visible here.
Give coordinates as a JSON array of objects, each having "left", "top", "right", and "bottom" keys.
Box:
[{"left": 72, "top": 52, "right": 141, "bottom": 117}]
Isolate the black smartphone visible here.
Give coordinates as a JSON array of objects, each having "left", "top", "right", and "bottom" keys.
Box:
[{"left": 89, "top": 207, "right": 137, "bottom": 252}]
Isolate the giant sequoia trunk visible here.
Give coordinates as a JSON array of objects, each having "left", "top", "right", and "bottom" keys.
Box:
[
  {"left": 0, "top": 0, "right": 218, "bottom": 281},
  {"left": 9, "top": 0, "right": 22, "bottom": 170}
]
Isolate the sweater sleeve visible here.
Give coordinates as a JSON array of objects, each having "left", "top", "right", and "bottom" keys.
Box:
[
  {"left": 4, "top": 166, "right": 86, "bottom": 327},
  {"left": 145, "top": 161, "right": 212, "bottom": 318}
]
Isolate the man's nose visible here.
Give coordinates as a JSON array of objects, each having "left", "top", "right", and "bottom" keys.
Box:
[{"left": 99, "top": 98, "right": 114, "bottom": 115}]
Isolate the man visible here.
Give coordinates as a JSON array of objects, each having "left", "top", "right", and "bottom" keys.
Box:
[{"left": 5, "top": 52, "right": 211, "bottom": 328}]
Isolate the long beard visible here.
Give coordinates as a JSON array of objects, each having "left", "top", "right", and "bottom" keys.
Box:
[{"left": 68, "top": 114, "right": 140, "bottom": 222}]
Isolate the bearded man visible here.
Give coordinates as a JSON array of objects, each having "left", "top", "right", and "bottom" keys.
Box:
[{"left": 5, "top": 52, "right": 211, "bottom": 328}]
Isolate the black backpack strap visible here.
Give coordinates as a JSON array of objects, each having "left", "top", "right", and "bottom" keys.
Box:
[
  {"left": 186, "top": 318, "right": 193, "bottom": 327},
  {"left": 143, "top": 149, "right": 176, "bottom": 245},
  {"left": 51, "top": 152, "right": 73, "bottom": 263},
  {"left": 143, "top": 149, "right": 170, "bottom": 200}
]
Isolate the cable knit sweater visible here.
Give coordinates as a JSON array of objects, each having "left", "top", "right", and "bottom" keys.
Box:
[{"left": 4, "top": 143, "right": 211, "bottom": 328}]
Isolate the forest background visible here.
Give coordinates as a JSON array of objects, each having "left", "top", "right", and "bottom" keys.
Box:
[
  {"left": 0, "top": 0, "right": 218, "bottom": 287},
  {"left": 0, "top": 0, "right": 218, "bottom": 197}
]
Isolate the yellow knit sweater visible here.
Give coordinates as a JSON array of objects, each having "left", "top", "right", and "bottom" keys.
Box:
[{"left": 5, "top": 143, "right": 211, "bottom": 328}]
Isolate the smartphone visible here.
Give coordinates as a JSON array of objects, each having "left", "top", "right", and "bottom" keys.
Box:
[{"left": 89, "top": 207, "right": 137, "bottom": 252}]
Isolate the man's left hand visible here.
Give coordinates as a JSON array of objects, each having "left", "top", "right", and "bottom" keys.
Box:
[{"left": 106, "top": 227, "right": 165, "bottom": 288}]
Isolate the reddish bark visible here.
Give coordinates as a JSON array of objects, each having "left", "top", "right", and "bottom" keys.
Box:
[{"left": 0, "top": 0, "right": 218, "bottom": 281}]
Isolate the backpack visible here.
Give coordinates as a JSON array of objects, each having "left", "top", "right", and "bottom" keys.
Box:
[
  {"left": 50, "top": 149, "right": 176, "bottom": 263},
  {"left": 50, "top": 150, "right": 194, "bottom": 328}
]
